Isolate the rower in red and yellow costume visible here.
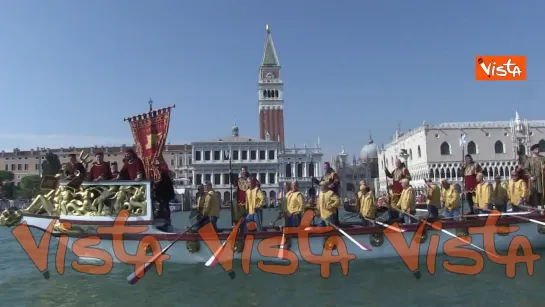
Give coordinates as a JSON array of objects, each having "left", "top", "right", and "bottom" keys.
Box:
[
  {"left": 118, "top": 149, "right": 145, "bottom": 181},
  {"left": 312, "top": 162, "right": 340, "bottom": 224},
  {"left": 384, "top": 159, "right": 411, "bottom": 207},
  {"left": 231, "top": 166, "right": 250, "bottom": 224},
  {"left": 461, "top": 154, "right": 482, "bottom": 214},
  {"left": 89, "top": 152, "right": 113, "bottom": 181}
]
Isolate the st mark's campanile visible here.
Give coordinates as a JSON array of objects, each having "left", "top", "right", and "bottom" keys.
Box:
[{"left": 258, "top": 24, "right": 285, "bottom": 148}]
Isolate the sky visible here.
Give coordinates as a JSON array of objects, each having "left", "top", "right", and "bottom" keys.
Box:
[{"left": 0, "top": 0, "right": 543, "bottom": 161}]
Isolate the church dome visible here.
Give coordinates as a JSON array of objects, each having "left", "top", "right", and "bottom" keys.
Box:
[
  {"left": 232, "top": 123, "right": 239, "bottom": 137},
  {"left": 359, "top": 136, "right": 378, "bottom": 161}
]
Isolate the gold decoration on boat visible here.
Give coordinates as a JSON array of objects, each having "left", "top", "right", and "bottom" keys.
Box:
[
  {"left": 413, "top": 230, "right": 427, "bottom": 243},
  {"left": 370, "top": 233, "right": 384, "bottom": 247},
  {"left": 186, "top": 240, "right": 200, "bottom": 253},
  {"left": 537, "top": 224, "right": 545, "bottom": 235},
  {"left": 323, "top": 236, "right": 337, "bottom": 251},
  {"left": 456, "top": 228, "right": 469, "bottom": 237},
  {"left": 234, "top": 239, "right": 244, "bottom": 253},
  {"left": 23, "top": 184, "right": 148, "bottom": 217},
  {"left": 0, "top": 209, "right": 23, "bottom": 227}
]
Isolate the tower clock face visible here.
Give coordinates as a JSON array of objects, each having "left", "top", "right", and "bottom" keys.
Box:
[
  {"left": 262, "top": 70, "right": 278, "bottom": 80},
  {"left": 266, "top": 72, "right": 275, "bottom": 79}
]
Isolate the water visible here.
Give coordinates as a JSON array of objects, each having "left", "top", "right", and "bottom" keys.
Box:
[{"left": 1, "top": 208, "right": 545, "bottom": 307}]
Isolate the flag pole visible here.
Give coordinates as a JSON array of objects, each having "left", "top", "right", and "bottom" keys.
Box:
[{"left": 460, "top": 134, "right": 466, "bottom": 218}]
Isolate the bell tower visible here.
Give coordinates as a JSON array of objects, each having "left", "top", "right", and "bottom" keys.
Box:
[{"left": 258, "top": 24, "right": 285, "bottom": 148}]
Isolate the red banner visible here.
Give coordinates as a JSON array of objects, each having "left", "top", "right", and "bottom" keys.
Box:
[{"left": 126, "top": 107, "right": 172, "bottom": 182}]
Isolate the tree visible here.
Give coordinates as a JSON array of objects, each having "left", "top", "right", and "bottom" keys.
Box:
[
  {"left": 17, "top": 175, "right": 42, "bottom": 198},
  {"left": 41, "top": 153, "right": 62, "bottom": 176},
  {"left": 0, "top": 171, "right": 15, "bottom": 199}
]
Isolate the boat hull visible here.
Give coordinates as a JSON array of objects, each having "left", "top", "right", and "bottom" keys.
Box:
[{"left": 19, "top": 214, "right": 545, "bottom": 265}]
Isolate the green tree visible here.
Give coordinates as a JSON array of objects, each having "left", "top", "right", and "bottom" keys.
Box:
[
  {"left": 0, "top": 171, "right": 15, "bottom": 199},
  {"left": 41, "top": 153, "right": 62, "bottom": 176},
  {"left": 17, "top": 175, "right": 42, "bottom": 198},
  {"left": 0, "top": 170, "right": 15, "bottom": 182}
]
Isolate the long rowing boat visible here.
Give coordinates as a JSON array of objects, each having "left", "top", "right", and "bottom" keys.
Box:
[{"left": 3, "top": 179, "right": 545, "bottom": 265}]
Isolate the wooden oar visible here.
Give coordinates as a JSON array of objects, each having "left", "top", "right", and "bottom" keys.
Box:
[
  {"left": 363, "top": 217, "right": 406, "bottom": 233},
  {"left": 204, "top": 217, "right": 244, "bottom": 279},
  {"left": 127, "top": 218, "right": 202, "bottom": 285},
  {"left": 307, "top": 217, "right": 372, "bottom": 251},
  {"left": 278, "top": 215, "right": 288, "bottom": 259},
  {"left": 393, "top": 208, "right": 498, "bottom": 259},
  {"left": 441, "top": 211, "right": 532, "bottom": 220},
  {"left": 481, "top": 208, "right": 545, "bottom": 226}
]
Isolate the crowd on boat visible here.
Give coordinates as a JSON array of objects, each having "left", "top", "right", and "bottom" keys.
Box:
[{"left": 190, "top": 143, "right": 545, "bottom": 233}]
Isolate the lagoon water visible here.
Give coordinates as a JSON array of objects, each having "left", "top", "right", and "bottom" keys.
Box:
[{"left": 1, "top": 207, "right": 545, "bottom": 307}]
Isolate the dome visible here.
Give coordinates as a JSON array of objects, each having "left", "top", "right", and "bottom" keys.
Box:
[
  {"left": 232, "top": 123, "right": 239, "bottom": 136},
  {"left": 359, "top": 135, "right": 378, "bottom": 161}
]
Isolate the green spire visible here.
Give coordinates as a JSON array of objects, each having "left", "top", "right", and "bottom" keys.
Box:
[{"left": 261, "top": 24, "right": 279, "bottom": 66}]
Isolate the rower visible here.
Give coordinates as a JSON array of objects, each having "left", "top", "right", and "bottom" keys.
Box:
[
  {"left": 474, "top": 173, "right": 492, "bottom": 214},
  {"left": 197, "top": 181, "right": 220, "bottom": 231},
  {"left": 89, "top": 152, "right": 113, "bottom": 181},
  {"left": 440, "top": 179, "right": 461, "bottom": 219},
  {"left": 285, "top": 180, "right": 304, "bottom": 227},
  {"left": 359, "top": 186, "right": 376, "bottom": 226},
  {"left": 425, "top": 179, "right": 440, "bottom": 220},
  {"left": 316, "top": 181, "right": 341, "bottom": 226},
  {"left": 195, "top": 184, "right": 205, "bottom": 214},
  {"left": 398, "top": 179, "right": 416, "bottom": 224},
  {"left": 507, "top": 169, "right": 529, "bottom": 212},
  {"left": 244, "top": 177, "right": 263, "bottom": 231},
  {"left": 110, "top": 161, "right": 120, "bottom": 179},
  {"left": 493, "top": 175, "right": 508, "bottom": 213}
]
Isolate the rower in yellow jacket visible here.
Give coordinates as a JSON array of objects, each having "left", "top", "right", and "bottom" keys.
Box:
[
  {"left": 317, "top": 181, "right": 340, "bottom": 226},
  {"left": 507, "top": 170, "right": 529, "bottom": 212},
  {"left": 200, "top": 181, "right": 220, "bottom": 231},
  {"left": 285, "top": 180, "right": 304, "bottom": 227},
  {"left": 244, "top": 177, "right": 264, "bottom": 231}
]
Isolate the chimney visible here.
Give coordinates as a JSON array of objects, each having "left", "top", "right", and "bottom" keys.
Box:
[
  {"left": 104, "top": 146, "right": 109, "bottom": 153},
  {"left": 31, "top": 149, "right": 34, "bottom": 155}
]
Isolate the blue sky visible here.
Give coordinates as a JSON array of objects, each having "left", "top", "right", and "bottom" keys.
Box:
[{"left": 0, "top": 0, "right": 543, "bottom": 160}]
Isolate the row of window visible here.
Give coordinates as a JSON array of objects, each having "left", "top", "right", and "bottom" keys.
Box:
[
  {"left": 440, "top": 139, "right": 545, "bottom": 156},
  {"left": 194, "top": 149, "right": 275, "bottom": 162},
  {"left": 4, "top": 164, "right": 39, "bottom": 171},
  {"left": 195, "top": 173, "right": 276, "bottom": 185},
  {"left": 284, "top": 163, "right": 315, "bottom": 178}
]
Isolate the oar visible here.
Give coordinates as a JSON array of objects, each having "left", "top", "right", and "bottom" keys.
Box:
[
  {"left": 393, "top": 208, "right": 498, "bottom": 259},
  {"left": 482, "top": 207, "right": 545, "bottom": 226},
  {"left": 278, "top": 214, "right": 288, "bottom": 259},
  {"left": 306, "top": 217, "right": 372, "bottom": 251},
  {"left": 363, "top": 217, "right": 406, "bottom": 233},
  {"left": 127, "top": 218, "right": 202, "bottom": 285},
  {"left": 205, "top": 217, "right": 244, "bottom": 279},
  {"left": 441, "top": 211, "right": 532, "bottom": 220}
]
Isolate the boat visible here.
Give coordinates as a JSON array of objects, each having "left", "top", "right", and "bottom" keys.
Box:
[
  {"left": 2, "top": 103, "right": 545, "bottom": 268},
  {"left": 1, "top": 180, "right": 545, "bottom": 267}
]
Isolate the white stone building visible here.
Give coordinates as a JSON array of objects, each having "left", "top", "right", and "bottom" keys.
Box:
[
  {"left": 377, "top": 111, "right": 545, "bottom": 192},
  {"left": 191, "top": 125, "right": 282, "bottom": 204},
  {"left": 278, "top": 142, "right": 324, "bottom": 197}
]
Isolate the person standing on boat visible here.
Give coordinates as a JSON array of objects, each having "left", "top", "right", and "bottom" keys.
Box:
[
  {"left": 89, "top": 152, "right": 113, "bottom": 181},
  {"left": 440, "top": 179, "right": 461, "bottom": 219},
  {"left": 462, "top": 154, "right": 482, "bottom": 215},
  {"left": 244, "top": 177, "right": 263, "bottom": 231},
  {"left": 507, "top": 170, "right": 529, "bottom": 212},
  {"left": 522, "top": 144, "right": 545, "bottom": 208},
  {"left": 398, "top": 179, "right": 416, "bottom": 224},
  {"left": 255, "top": 180, "right": 266, "bottom": 228},
  {"left": 493, "top": 175, "right": 508, "bottom": 213},
  {"left": 110, "top": 161, "right": 120, "bottom": 179},
  {"left": 384, "top": 159, "right": 411, "bottom": 208},
  {"left": 118, "top": 149, "right": 145, "bottom": 181},
  {"left": 474, "top": 173, "right": 492, "bottom": 214},
  {"left": 231, "top": 166, "right": 250, "bottom": 224},
  {"left": 285, "top": 180, "right": 304, "bottom": 227},
  {"left": 197, "top": 181, "right": 220, "bottom": 231},
  {"left": 425, "top": 179, "right": 440, "bottom": 219},
  {"left": 195, "top": 184, "right": 205, "bottom": 213},
  {"left": 312, "top": 162, "right": 340, "bottom": 224},
  {"left": 316, "top": 181, "right": 341, "bottom": 226},
  {"left": 359, "top": 186, "right": 377, "bottom": 226},
  {"left": 154, "top": 161, "right": 175, "bottom": 230}
]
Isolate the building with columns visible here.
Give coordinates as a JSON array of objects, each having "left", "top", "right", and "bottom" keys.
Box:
[
  {"left": 191, "top": 125, "right": 281, "bottom": 204},
  {"left": 377, "top": 111, "right": 545, "bottom": 192},
  {"left": 258, "top": 24, "right": 285, "bottom": 148},
  {"left": 278, "top": 142, "right": 324, "bottom": 197}
]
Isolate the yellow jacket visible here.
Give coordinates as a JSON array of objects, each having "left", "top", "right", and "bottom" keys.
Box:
[
  {"left": 493, "top": 182, "right": 508, "bottom": 205},
  {"left": 203, "top": 190, "right": 220, "bottom": 217},
  {"left": 507, "top": 179, "right": 529, "bottom": 206},
  {"left": 245, "top": 187, "right": 263, "bottom": 214},
  {"left": 475, "top": 182, "right": 492, "bottom": 209},
  {"left": 196, "top": 194, "right": 205, "bottom": 214},
  {"left": 286, "top": 190, "right": 304, "bottom": 214},
  {"left": 317, "top": 190, "right": 340, "bottom": 220},
  {"left": 399, "top": 187, "right": 415, "bottom": 212},
  {"left": 359, "top": 193, "right": 377, "bottom": 219},
  {"left": 441, "top": 185, "right": 460, "bottom": 210},
  {"left": 426, "top": 184, "right": 441, "bottom": 208}
]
